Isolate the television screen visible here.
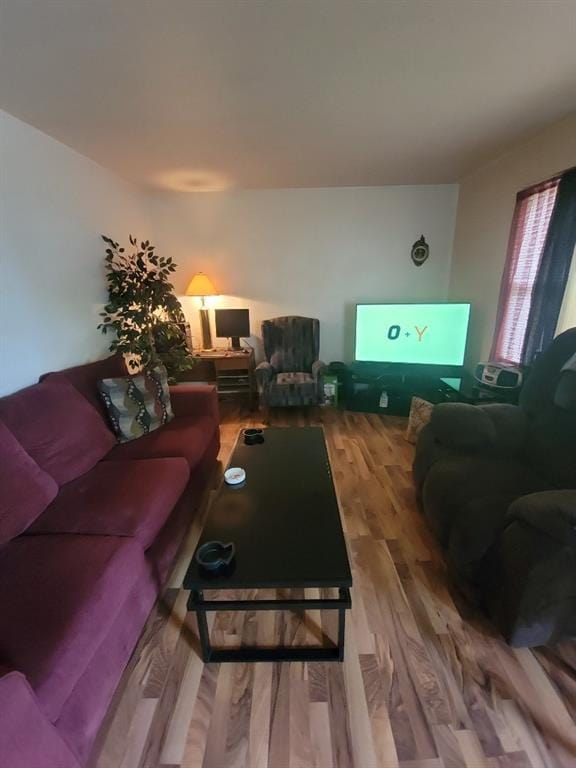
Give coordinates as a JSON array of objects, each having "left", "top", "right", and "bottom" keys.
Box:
[{"left": 355, "top": 303, "right": 471, "bottom": 366}]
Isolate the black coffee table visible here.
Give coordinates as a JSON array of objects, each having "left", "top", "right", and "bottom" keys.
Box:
[{"left": 184, "top": 427, "right": 352, "bottom": 663}]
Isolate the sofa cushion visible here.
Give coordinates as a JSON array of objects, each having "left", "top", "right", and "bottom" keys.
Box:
[
  {"left": 52, "top": 574, "right": 158, "bottom": 764},
  {"left": 525, "top": 407, "right": 576, "bottom": 489},
  {"left": 0, "top": 378, "right": 116, "bottom": 485},
  {"left": 519, "top": 327, "right": 576, "bottom": 416},
  {"left": 422, "top": 456, "right": 550, "bottom": 546},
  {"left": 429, "top": 403, "right": 497, "bottom": 451},
  {"left": 40, "top": 355, "right": 127, "bottom": 421},
  {"left": 267, "top": 372, "right": 318, "bottom": 406},
  {"left": 106, "top": 414, "right": 218, "bottom": 468},
  {"left": 0, "top": 534, "right": 146, "bottom": 721},
  {"left": 28, "top": 458, "right": 189, "bottom": 548},
  {"left": 0, "top": 421, "right": 58, "bottom": 546},
  {"left": 555, "top": 368, "right": 576, "bottom": 411}
]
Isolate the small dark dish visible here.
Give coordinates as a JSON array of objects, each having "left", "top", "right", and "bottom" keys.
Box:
[
  {"left": 243, "top": 428, "right": 265, "bottom": 445},
  {"left": 195, "top": 541, "right": 236, "bottom": 573}
]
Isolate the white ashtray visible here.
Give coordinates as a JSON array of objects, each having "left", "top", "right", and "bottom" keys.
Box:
[{"left": 224, "top": 467, "right": 246, "bottom": 485}]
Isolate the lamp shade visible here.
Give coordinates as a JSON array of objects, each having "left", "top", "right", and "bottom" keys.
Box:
[{"left": 185, "top": 272, "right": 217, "bottom": 297}]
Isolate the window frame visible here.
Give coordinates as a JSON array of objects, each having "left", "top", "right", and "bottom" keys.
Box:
[{"left": 490, "top": 176, "right": 560, "bottom": 365}]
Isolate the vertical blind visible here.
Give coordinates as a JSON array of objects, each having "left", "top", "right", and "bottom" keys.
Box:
[{"left": 491, "top": 179, "right": 559, "bottom": 364}]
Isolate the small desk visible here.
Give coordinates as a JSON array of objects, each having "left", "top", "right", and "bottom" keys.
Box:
[{"left": 178, "top": 349, "right": 257, "bottom": 408}]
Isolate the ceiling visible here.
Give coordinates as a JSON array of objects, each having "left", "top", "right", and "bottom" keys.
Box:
[{"left": 1, "top": 0, "right": 575, "bottom": 192}]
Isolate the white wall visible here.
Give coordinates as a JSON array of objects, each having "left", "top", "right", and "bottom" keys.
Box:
[
  {"left": 146, "top": 185, "right": 459, "bottom": 362},
  {"left": 449, "top": 113, "right": 576, "bottom": 366},
  {"left": 0, "top": 110, "right": 147, "bottom": 395},
  {"left": 0, "top": 111, "right": 458, "bottom": 392}
]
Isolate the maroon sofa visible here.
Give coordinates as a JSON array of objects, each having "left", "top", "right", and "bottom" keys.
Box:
[{"left": 0, "top": 355, "right": 220, "bottom": 768}]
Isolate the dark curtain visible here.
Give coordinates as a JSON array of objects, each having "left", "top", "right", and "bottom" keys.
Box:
[{"left": 522, "top": 168, "right": 576, "bottom": 365}]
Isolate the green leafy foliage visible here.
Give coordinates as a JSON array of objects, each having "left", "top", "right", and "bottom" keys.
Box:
[{"left": 98, "top": 235, "right": 194, "bottom": 381}]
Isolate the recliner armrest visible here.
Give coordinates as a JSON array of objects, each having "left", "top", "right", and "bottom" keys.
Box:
[
  {"left": 429, "top": 402, "right": 527, "bottom": 454},
  {"left": 0, "top": 667, "right": 80, "bottom": 768},
  {"left": 255, "top": 361, "right": 275, "bottom": 389},
  {"left": 507, "top": 490, "right": 576, "bottom": 545},
  {"left": 312, "top": 360, "right": 327, "bottom": 381}
]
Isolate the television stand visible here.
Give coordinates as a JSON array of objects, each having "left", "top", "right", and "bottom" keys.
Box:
[
  {"left": 344, "top": 368, "right": 417, "bottom": 415},
  {"left": 342, "top": 366, "right": 516, "bottom": 415}
]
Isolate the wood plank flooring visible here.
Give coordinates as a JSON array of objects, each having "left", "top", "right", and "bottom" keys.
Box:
[{"left": 92, "top": 405, "right": 576, "bottom": 768}]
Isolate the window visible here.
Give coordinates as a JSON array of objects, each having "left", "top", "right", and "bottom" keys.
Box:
[{"left": 491, "top": 178, "right": 560, "bottom": 364}]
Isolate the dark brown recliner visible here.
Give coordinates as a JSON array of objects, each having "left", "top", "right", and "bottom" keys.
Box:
[{"left": 414, "top": 327, "right": 576, "bottom": 647}]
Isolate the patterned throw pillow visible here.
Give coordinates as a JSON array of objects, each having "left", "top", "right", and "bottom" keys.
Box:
[
  {"left": 146, "top": 365, "right": 175, "bottom": 424},
  {"left": 98, "top": 365, "right": 173, "bottom": 443},
  {"left": 405, "top": 396, "right": 434, "bottom": 444}
]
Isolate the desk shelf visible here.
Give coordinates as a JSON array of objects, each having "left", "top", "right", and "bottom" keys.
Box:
[{"left": 177, "top": 349, "right": 257, "bottom": 408}]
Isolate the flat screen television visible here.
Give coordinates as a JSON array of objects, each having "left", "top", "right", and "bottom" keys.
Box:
[{"left": 354, "top": 302, "right": 471, "bottom": 373}]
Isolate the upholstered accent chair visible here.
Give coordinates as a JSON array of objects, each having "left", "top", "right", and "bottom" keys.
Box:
[{"left": 255, "top": 316, "right": 326, "bottom": 408}]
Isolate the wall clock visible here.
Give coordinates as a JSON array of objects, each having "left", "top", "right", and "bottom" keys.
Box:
[{"left": 411, "top": 235, "right": 429, "bottom": 267}]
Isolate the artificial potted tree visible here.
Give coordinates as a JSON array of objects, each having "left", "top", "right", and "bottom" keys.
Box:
[{"left": 98, "top": 234, "right": 193, "bottom": 381}]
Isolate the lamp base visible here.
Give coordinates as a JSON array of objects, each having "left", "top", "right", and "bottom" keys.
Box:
[{"left": 199, "top": 307, "right": 213, "bottom": 350}]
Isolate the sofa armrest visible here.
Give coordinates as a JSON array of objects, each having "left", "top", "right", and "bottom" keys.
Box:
[
  {"left": 413, "top": 422, "right": 462, "bottom": 496},
  {"left": 507, "top": 490, "right": 576, "bottom": 545},
  {"left": 429, "top": 402, "right": 526, "bottom": 454},
  {"left": 169, "top": 384, "right": 219, "bottom": 424},
  {"left": 255, "top": 361, "right": 275, "bottom": 391},
  {"left": 0, "top": 667, "right": 80, "bottom": 768}
]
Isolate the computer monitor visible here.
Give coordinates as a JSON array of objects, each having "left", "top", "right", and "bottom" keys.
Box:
[{"left": 215, "top": 308, "right": 250, "bottom": 349}]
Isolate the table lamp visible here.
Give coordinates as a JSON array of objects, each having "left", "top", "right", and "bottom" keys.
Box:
[{"left": 185, "top": 272, "right": 218, "bottom": 349}]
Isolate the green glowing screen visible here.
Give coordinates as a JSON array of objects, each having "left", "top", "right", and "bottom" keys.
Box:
[{"left": 355, "top": 303, "right": 471, "bottom": 365}]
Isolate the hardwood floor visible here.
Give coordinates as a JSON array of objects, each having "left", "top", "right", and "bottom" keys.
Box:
[{"left": 93, "top": 405, "right": 576, "bottom": 768}]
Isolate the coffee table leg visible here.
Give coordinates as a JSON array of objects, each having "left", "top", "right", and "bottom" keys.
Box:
[
  {"left": 338, "top": 588, "right": 346, "bottom": 661},
  {"left": 193, "top": 590, "right": 211, "bottom": 662},
  {"left": 187, "top": 588, "right": 351, "bottom": 662}
]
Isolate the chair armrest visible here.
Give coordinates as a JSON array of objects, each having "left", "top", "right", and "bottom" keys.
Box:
[
  {"left": 255, "top": 361, "right": 275, "bottom": 390},
  {"left": 413, "top": 422, "right": 462, "bottom": 496},
  {"left": 312, "top": 360, "right": 327, "bottom": 381},
  {"left": 507, "top": 490, "right": 576, "bottom": 545},
  {"left": 486, "top": 499, "right": 576, "bottom": 646},
  {"left": 169, "top": 384, "right": 219, "bottom": 424},
  {"left": 312, "top": 361, "right": 327, "bottom": 401},
  {"left": 487, "top": 517, "right": 576, "bottom": 647},
  {"left": 429, "top": 402, "right": 526, "bottom": 454},
  {"left": 0, "top": 667, "right": 80, "bottom": 768}
]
